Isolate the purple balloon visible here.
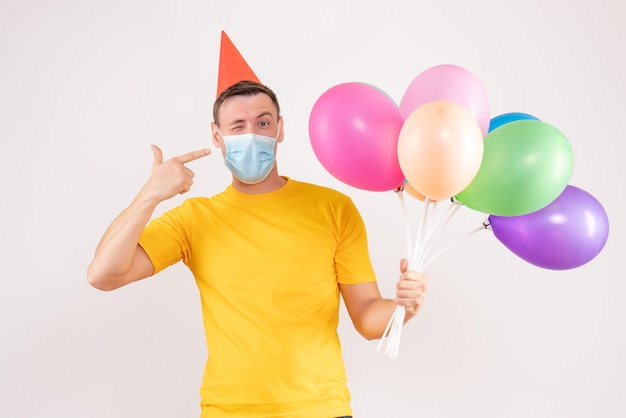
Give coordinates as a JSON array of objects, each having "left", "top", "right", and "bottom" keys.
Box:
[{"left": 488, "top": 185, "right": 609, "bottom": 270}]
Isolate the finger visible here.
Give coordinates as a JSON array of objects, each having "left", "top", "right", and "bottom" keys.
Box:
[
  {"left": 399, "top": 258, "right": 408, "bottom": 273},
  {"left": 397, "top": 280, "right": 426, "bottom": 292},
  {"left": 151, "top": 144, "right": 163, "bottom": 167},
  {"left": 395, "top": 294, "right": 426, "bottom": 309},
  {"left": 405, "top": 303, "right": 421, "bottom": 313},
  {"left": 178, "top": 178, "right": 194, "bottom": 194},
  {"left": 403, "top": 305, "right": 418, "bottom": 312},
  {"left": 182, "top": 166, "right": 195, "bottom": 179},
  {"left": 173, "top": 148, "right": 211, "bottom": 164},
  {"left": 397, "top": 273, "right": 428, "bottom": 293},
  {"left": 396, "top": 287, "right": 426, "bottom": 298}
]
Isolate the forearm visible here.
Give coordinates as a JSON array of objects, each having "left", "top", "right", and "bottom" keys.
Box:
[
  {"left": 87, "top": 145, "right": 210, "bottom": 290},
  {"left": 355, "top": 298, "right": 396, "bottom": 340},
  {"left": 87, "top": 191, "right": 159, "bottom": 288},
  {"left": 341, "top": 262, "right": 428, "bottom": 341},
  {"left": 355, "top": 298, "right": 418, "bottom": 340}
]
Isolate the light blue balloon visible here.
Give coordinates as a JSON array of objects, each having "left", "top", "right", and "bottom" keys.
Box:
[{"left": 488, "top": 112, "right": 539, "bottom": 133}]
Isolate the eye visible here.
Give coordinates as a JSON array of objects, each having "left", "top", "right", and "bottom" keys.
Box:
[{"left": 259, "top": 121, "right": 270, "bottom": 127}]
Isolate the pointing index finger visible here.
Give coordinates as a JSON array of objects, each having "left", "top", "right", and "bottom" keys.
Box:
[{"left": 174, "top": 148, "right": 211, "bottom": 164}]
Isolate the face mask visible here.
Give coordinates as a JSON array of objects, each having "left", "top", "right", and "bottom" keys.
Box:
[{"left": 217, "top": 125, "right": 280, "bottom": 184}]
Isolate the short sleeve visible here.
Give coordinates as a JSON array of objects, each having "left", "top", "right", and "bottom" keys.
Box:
[
  {"left": 334, "top": 198, "right": 377, "bottom": 285},
  {"left": 138, "top": 203, "right": 191, "bottom": 275}
]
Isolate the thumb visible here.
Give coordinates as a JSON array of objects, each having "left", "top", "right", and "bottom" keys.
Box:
[
  {"left": 399, "top": 258, "right": 408, "bottom": 273},
  {"left": 151, "top": 144, "right": 163, "bottom": 167}
]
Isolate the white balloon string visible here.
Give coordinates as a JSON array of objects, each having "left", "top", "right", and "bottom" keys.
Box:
[
  {"left": 387, "top": 307, "right": 405, "bottom": 358},
  {"left": 378, "top": 191, "right": 413, "bottom": 358},
  {"left": 410, "top": 197, "right": 432, "bottom": 271},
  {"left": 397, "top": 190, "right": 413, "bottom": 262},
  {"left": 415, "top": 201, "right": 462, "bottom": 269},
  {"left": 376, "top": 304, "right": 398, "bottom": 352},
  {"left": 380, "top": 196, "right": 432, "bottom": 359},
  {"left": 421, "top": 224, "right": 486, "bottom": 271},
  {"left": 378, "top": 198, "right": 489, "bottom": 358},
  {"left": 376, "top": 305, "right": 405, "bottom": 359}
]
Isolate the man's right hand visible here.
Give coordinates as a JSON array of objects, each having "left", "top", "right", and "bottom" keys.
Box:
[
  {"left": 87, "top": 145, "right": 211, "bottom": 291},
  {"left": 140, "top": 145, "right": 211, "bottom": 203}
]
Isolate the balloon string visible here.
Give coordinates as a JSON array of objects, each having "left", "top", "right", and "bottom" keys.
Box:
[
  {"left": 379, "top": 199, "right": 483, "bottom": 359},
  {"left": 410, "top": 197, "right": 432, "bottom": 270},
  {"left": 380, "top": 196, "right": 432, "bottom": 358},
  {"left": 421, "top": 223, "right": 485, "bottom": 270},
  {"left": 414, "top": 201, "right": 462, "bottom": 269},
  {"left": 379, "top": 195, "right": 433, "bottom": 358},
  {"left": 378, "top": 190, "right": 414, "bottom": 359},
  {"left": 387, "top": 307, "right": 405, "bottom": 358},
  {"left": 396, "top": 190, "right": 413, "bottom": 262},
  {"left": 376, "top": 305, "right": 405, "bottom": 359},
  {"left": 376, "top": 304, "right": 398, "bottom": 350}
]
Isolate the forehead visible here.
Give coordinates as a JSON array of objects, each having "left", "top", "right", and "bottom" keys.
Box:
[{"left": 218, "top": 93, "right": 277, "bottom": 125}]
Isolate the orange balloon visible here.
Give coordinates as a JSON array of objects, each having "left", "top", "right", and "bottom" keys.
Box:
[{"left": 397, "top": 100, "right": 484, "bottom": 201}]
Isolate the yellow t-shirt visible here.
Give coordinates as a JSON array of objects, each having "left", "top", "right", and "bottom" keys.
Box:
[{"left": 139, "top": 178, "right": 376, "bottom": 417}]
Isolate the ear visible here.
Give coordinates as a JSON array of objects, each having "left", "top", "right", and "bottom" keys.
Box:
[
  {"left": 277, "top": 116, "right": 285, "bottom": 143},
  {"left": 211, "top": 122, "right": 222, "bottom": 147}
]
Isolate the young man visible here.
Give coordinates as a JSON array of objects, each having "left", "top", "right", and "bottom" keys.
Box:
[{"left": 87, "top": 80, "right": 428, "bottom": 417}]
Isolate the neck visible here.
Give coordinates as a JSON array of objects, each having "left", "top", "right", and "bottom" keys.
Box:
[{"left": 231, "top": 166, "right": 286, "bottom": 194}]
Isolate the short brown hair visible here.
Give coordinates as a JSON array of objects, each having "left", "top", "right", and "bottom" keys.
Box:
[{"left": 213, "top": 80, "right": 281, "bottom": 126}]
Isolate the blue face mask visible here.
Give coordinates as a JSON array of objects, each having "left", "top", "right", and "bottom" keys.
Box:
[{"left": 217, "top": 125, "right": 280, "bottom": 184}]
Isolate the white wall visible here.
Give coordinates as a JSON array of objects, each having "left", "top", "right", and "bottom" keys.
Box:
[{"left": 1, "top": 0, "right": 623, "bottom": 417}]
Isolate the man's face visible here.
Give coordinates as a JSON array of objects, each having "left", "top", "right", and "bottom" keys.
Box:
[{"left": 212, "top": 93, "right": 283, "bottom": 156}]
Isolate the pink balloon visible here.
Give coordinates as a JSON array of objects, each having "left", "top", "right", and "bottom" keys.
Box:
[
  {"left": 399, "top": 64, "right": 490, "bottom": 137},
  {"left": 309, "top": 82, "right": 405, "bottom": 191}
]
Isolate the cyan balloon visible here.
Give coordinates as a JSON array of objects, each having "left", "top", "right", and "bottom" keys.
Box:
[{"left": 488, "top": 112, "right": 539, "bottom": 133}]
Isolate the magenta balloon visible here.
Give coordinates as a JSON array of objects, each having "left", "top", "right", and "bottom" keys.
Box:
[
  {"left": 399, "top": 64, "right": 490, "bottom": 137},
  {"left": 489, "top": 185, "right": 609, "bottom": 270},
  {"left": 309, "top": 82, "right": 405, "bottom": 192}
]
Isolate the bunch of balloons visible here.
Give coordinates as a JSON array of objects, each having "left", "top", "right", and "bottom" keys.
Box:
[
  {"left": 308, "top": 64, "right": 609, "bottom": 272},
  {"left": 309, "top": 64, "right": 609, "bottom": 358}
]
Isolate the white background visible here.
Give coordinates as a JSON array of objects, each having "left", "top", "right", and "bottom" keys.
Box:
[{"left": 1, "top": 0, "right": 623, "bottom": 417}]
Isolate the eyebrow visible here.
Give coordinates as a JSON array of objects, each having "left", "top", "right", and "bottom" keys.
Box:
[
  {"left": 227, "top": 111, "right": 275, "bottom": 127},
  {"left": 256, "top": 111, "right": 273, "bottom": 119}
]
